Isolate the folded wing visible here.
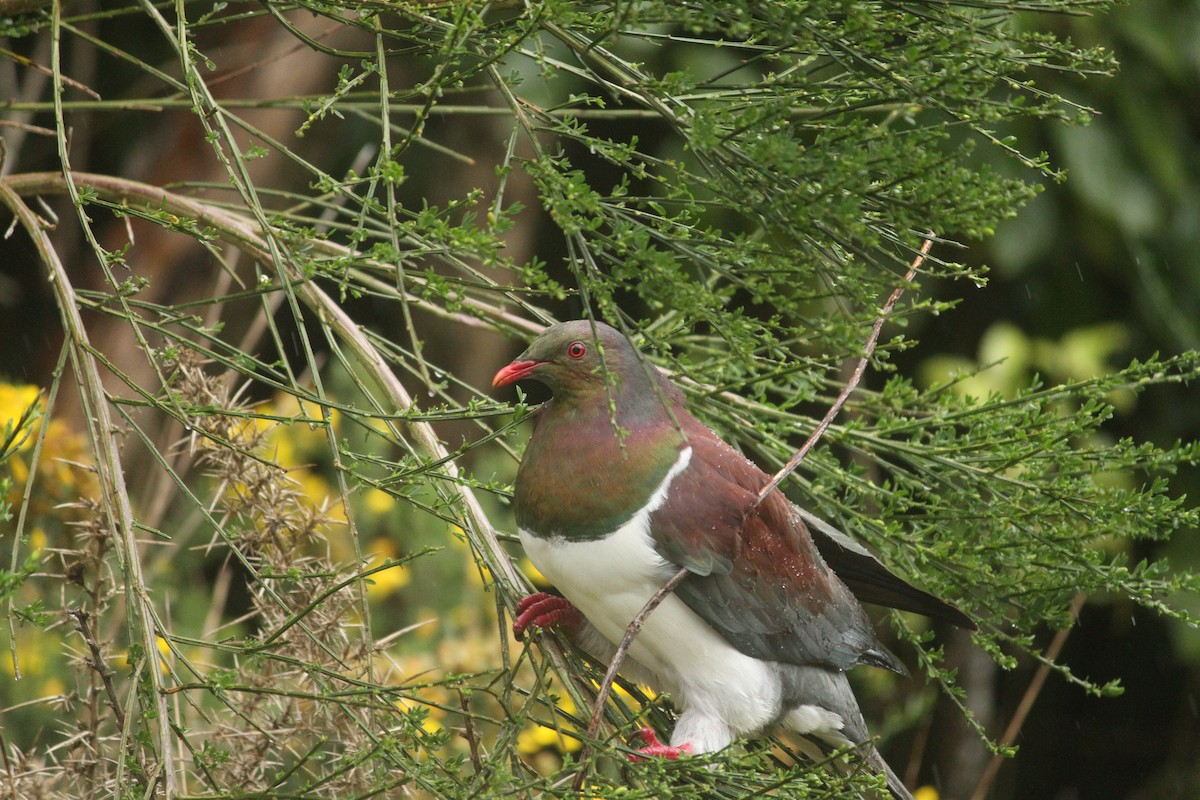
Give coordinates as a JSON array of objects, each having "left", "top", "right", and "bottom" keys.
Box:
[{"left": 649, "top": 416, "right": 971, "bottom": 675}]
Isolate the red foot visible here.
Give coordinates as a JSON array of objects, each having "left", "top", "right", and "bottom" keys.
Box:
[
  {"left": 628, "top": 727, "right": 693, "bottom": 762},
  {"left": 513, "top": 592, "right": 582, "bottom": 638}
]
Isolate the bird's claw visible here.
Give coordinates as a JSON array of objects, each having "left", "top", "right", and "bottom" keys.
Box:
[
  {"left": 513, "top": 592, "right": 581, "bottom": 638},
  {"left": 628, "top": 727, "right": 692, "bottom": 762}
]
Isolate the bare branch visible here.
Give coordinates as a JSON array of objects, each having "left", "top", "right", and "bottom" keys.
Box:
[
  {"left": 752, "top": 236, "right": 934, "bottom": 508},
  {"left": 969, "top": 592, "right": 1087, "bottom": 800}
]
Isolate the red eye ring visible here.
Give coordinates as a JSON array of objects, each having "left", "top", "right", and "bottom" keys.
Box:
[{"left": 566, "top": 341, "right": 587, "bottom": 359}]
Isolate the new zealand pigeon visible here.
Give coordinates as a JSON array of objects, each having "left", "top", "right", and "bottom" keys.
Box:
[{"left": 493, "top": 320, "right": 973, "bottom": 800}]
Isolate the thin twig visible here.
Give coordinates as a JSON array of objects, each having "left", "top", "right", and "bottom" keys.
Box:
[
  {"left": 752, "top": 236, "right": 933, "bottom": 507},
  {"left": 969, "top": 592, "right": 1087, "bottom": 800},
  {"left": 69, "top": 608, "right": 127, "bottom": 731},
  {"left": 458, "top": 690, "right": 484, "bottom": 774},
  {"left": 573, "top": 565, "right": 691, "bottom": 791},
  {"left": 0, "top": 43, "right": 101, "bottom": 99}
]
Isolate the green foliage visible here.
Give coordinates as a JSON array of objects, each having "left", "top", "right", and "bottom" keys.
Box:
[{"left": 0, "top": 0, "right": 1195, "bottom": 798}]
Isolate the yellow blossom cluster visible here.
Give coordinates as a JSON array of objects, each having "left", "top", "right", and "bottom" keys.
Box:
[
  {"left": 0, "top": 384, "right": 99, "bottom": 724},
  {"left": 1, "top": 382, "right": 98, "bottom": 522},
  {"left": 0, "top": 380, "right": 643, "bottom": 781}
]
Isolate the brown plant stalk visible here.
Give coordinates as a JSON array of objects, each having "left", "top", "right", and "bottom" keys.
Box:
[{"left": 969, "top": 592, "right": 1087, "bottom": 800}]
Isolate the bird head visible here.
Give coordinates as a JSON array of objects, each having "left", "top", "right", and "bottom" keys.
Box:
[{"left": 492, "top": 320, "right": 636, "bottom": 398}]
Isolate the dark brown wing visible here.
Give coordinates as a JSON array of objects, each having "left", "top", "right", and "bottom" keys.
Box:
[{"left": 649, "top": 417, "right": 902, "bottom": 672}]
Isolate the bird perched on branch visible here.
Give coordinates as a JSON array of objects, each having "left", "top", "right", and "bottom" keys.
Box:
[{"left": 493, "top": 319, "right": 973, "bottom": 800}]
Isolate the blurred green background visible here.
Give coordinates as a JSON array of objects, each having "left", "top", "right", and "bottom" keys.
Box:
[{"left": 906, "top": 3, "right": 1200, "bottom": 797}]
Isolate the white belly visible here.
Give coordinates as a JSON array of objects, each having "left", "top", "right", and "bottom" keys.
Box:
[{"left": 518, "top": 447, "right": 783, "bottom": 740}]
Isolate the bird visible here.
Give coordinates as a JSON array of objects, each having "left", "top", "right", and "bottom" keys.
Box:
[{"left": 492, "top": 319, "right": 974, "bottom": 800}]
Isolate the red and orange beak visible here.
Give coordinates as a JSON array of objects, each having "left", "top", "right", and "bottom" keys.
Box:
[{"left": 492, "top": 360, "right": 543, "bottom": 388}]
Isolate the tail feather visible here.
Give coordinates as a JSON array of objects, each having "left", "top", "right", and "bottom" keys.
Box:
[
  {"left": 791, "top": 735, "right": 915, "bottom": 800},
  {"left": 863, "top": 743, "right": 916, "bottom": 800},
  {"left": 780, "top": 666, "right": 917, "bottom": 800}
]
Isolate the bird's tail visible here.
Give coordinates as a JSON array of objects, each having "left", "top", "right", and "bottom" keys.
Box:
[
  {"left": 861, "top": 743, "right": 916, "bottom": 800},
  {"left": 793, "top": 736, "right": 914, "bottom": 800},
  {"left": 781, "top": 666, "right": 917, "bottom": 800}
]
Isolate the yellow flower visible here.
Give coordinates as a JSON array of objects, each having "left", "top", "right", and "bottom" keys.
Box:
[
  {"left": 520, "top": 557, "right": 548, "bottom": 586},
  {"left": 365, "top": 537, "right": 410, "bottom": 600},
  {"left": 265, "top": 394, "right": 331, "bottom": 463},
  {"left": 517, "top": 690, "right": 585, "bottom": 755},
  {"left": 364, "top": 487, "right": 392, "bottom": 515},
  {"left": 0, "top": 384, "right": 40, "bottom": 448},
  {"left": 2, "top": 630, "right": 47, "bottom": 677},
  {"left": 465, "top": 559, "right": 493, "bottom": 589},
  {"left": 914, "top": 787, "right": 939, "bottom": 800},
  {"left": 264, "top": 423, "right": 297, "bottom": 467},
  {"left": 612, "top": 682, "right": 652, "bottom": 706},
  {"left": 518, "top": 723, "right": 582, "bottom": 754},
  {"left": 555, "top": 695, "right": 577, "bottom": 715},
  {"left": 8, "top": 454, "right": 28, "bottom": 484},
  {"left": 293, "top": 472, "right": 345, "bottom": 523},
  {"left": 156, "top": 636, "right": 173, "bottom": 674},
  {"left": 447, "top": 524, "right": 469, "bottom": 550}
]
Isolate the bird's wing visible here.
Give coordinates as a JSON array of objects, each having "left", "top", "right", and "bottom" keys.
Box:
[
  {"left": 649, "top": 419, "right": 903, "bottom": 672},
  {"left": 802, "top": 509, "right": 975, "bottom": 630}
]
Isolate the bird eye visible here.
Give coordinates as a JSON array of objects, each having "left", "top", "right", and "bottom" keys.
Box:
[{"left": 566, "top": 341, "right": 586, "bottom": 359}]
